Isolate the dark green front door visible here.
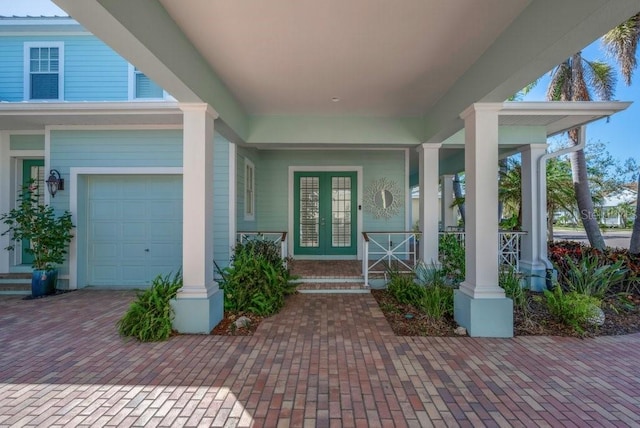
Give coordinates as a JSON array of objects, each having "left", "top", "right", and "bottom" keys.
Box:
[
  {"left": 21, "top": 159, "right": 45, "bottom": 265},
  {"left": 294, "top": 172, "right": 357, "bottom": 256}
]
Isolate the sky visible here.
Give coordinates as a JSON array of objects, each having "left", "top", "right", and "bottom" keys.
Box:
[{"left": 1, "top": 1, "right": 639, "bottom": 166}]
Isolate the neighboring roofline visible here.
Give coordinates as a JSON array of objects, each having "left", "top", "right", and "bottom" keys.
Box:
[{"left": 0, "top": 16, "right": 85, "bottom": 34}]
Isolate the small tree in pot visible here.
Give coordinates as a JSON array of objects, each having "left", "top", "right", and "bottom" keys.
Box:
[{"left": 1, "top": 183, "right": 74, "bottom": 297}]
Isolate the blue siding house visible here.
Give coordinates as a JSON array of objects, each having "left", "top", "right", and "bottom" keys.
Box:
[{"left": 0, "top": 6, "right": 632, "bottom": 338}]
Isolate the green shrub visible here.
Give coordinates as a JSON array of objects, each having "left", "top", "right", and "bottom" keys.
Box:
[
  {"left": 386, "top": 271, "right": 425, "bottom": 305},
  {"left": 117, "top": 270, "right": 182, "bottom": 342},
  {"left": 556, "top": 254, "right": 627, "bottom": 298},
  {"left": 414, "top": 262, "right": 455, "bottom": 319},
  {"left": 499, "top": 267, "right": 528, "bottom": 316},
  {"left": 438, "top": 233, "right": 465, "bottom": 284},
  {"left": 419, "top": 283, "right": 454, "bottom": 319},
  {"left": 219, "top": 240, "right": 295, "bottom": 316},
  {"left": 544, "top": 285, "right": 602, "bottom": 333},
  {"left": 385, "top": 263, "right": 425, "bottom": 305}
]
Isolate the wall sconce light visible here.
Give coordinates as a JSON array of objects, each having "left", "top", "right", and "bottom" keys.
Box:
[{"left": 46, "top": 169, "right": 64, "bottom": 198}]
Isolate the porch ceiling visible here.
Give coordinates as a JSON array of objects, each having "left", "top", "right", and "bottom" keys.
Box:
[{"left": 53, "top": 0, "right": 640, "bottom": 146}]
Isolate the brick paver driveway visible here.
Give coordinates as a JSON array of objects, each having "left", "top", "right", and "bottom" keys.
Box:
[{"left": 1, "top": 290, "right": 639, "bottom": 427}]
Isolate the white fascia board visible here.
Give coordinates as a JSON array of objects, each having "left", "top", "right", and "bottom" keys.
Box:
[{"left": 0, "top": 101, "right": 181, "bottom": 115}]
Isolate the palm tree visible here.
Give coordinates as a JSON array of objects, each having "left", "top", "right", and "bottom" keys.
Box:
[
  {"left": 603, "top": 13, "right": 640, "bottom": 253},
  {"left": 498, "top": 156, "right": 576, "bottom": 240},
  {"left": 546, "top": 53, "right": 616, "bottom": 250},
  {"left": 452, "top": 173, "right": 465, "bottom": 225}
]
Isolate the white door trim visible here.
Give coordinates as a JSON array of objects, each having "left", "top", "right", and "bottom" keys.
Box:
[
  {"left": 68, "top": 167, "right": 183, "bottom": 289},
  {"left": 288, "top": 166, "right": 363, "bottom": 260}
]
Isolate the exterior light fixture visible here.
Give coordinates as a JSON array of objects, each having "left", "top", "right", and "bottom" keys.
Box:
[{"left": 46, "top": 169, "right": 64, "bottom": 198}]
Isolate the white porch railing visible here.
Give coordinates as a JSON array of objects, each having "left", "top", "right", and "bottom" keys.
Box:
[
  {"left": 362, "top": 231, "right": 418, "bottom": 287},
  {"left": 236, "top": 231, "right": 288, "bottom": 260},
  {"left": 360, "top": 230, "right": 527, "bottom": 287},
  {"left": 437, "top": 230, "right": 527, "bottom": 271}
]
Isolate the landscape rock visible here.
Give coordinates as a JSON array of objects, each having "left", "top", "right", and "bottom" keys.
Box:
[
  {"left": 586, "top": 306, "right": 605, "bottom": 326},
  {"left": 454, "top": 326, "right": 467, "bottom": 336},
  {"left": 234, "top": 316, "right": 251, "bottom": 329}
]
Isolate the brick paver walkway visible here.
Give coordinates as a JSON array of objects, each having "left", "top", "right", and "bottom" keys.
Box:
[{"left": 1, "top": 290, "right": 640, "bottom": 427}]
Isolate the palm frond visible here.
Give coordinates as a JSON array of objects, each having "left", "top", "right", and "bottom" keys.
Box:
[
  {"left": 583, "top": 59, "right": 616, "bottom": 100},
  {"left": 602, "top": 13, "right": 640, "bottom": 85}
]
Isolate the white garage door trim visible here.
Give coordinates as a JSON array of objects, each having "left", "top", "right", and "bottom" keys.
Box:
[{"left": 69, "top": 167, "right": 183, "bottom": 289}]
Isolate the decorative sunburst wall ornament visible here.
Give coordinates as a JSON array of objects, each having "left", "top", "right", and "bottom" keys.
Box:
[{"left": 364, "top": 177, "right": 402, "bottom": 219}]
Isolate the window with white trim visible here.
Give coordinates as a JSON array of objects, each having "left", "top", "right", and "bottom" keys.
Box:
[
  {"left": 128, "top": 64, "right": 164, "bottom": 99},
  {"left": 244, "top": 159, "right": 255, "bottom": 221},
  {"left": 24, "top": 42, "right": 64, "bottom": 100}
]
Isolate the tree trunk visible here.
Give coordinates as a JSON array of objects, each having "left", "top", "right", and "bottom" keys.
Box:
[
  {"left": 453, "top": 173, "right": 465, "bottom": 226},
  {"left": 630, "top": 172, "right": 640, "bottom": 254},
  {"left": 568, "top": 128, "right": 606, "bottom": 250}
]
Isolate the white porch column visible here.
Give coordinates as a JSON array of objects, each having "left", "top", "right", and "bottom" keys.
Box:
[
  {"left": 417, "top": 143, "right": 441, "bottom": 266},
  {"left": 454, "top": 103, "right": 512, "bottom": 337},
  {"left": 0, "top": 132, "right": 10, "bottom": 272},
  {"left": 440, "top": 174, "right": 457, "bottom": 230},
  {"left": 172, "top": 103, "right": 224, "bottom": 333},
  {"left": 520, "top": 143, "right": 549, "bottom": 291}
]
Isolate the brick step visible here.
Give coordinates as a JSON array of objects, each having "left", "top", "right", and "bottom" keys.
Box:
[
  {"left": 0, "top": 273, "right": 32, "bottom": 280},
  {"left": 0, "top": 283, "right": 31, "bottom": 294},
  {"left": 297, "top": 282, "right": 369, "bottom": 294}
]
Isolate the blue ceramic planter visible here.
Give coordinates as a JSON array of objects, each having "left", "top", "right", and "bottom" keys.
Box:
[{"left": 31, "top": 269, "right": 58, "bottom": 297}]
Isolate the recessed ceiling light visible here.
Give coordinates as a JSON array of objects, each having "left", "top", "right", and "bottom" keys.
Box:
[{"left": 331, "top": 97, "right": 340, "bottom": 102}]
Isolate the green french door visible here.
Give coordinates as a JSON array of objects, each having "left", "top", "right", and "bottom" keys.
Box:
[
  {"left": 294, "top": 171, "right": 357, "bottom": 256},
  {"left": 21, "top": 159, "right": 45, "bottom": 265}
]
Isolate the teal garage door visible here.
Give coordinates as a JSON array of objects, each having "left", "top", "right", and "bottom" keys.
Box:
[{"left": 87, "top": 175, "right": 182, "bottom": 287}]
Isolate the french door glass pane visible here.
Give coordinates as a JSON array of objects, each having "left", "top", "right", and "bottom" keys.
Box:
[
  {"left": 299, "top": 177, "right": 319, "bottom": 248},
  {"left": 331, "top": 176, "right": 351, "bottom": 247}
]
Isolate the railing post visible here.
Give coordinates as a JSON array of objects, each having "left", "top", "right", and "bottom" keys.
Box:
[{"left": 362, "top": 233, "right": 369, "bottom": 287}]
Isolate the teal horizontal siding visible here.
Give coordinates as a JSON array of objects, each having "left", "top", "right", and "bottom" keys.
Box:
[
  {"left": 257, "top": 150, "right": 406, "bottom": 232},
  {"left": 213, "top": 134, "right": 231, "bottom": 267},
  {"left": 0, "top": 37, "right": 25, "bottom": 101},
  {"left": 10, "top": 134, "right": 44, "bottom": 150},
  {"left": 0, "top": 35, "right": 138, "bottom": 101},
  {"left": 64, "top": 37, "right": 128, "bottom": 101}
]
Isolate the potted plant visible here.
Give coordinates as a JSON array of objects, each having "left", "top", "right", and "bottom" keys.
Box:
[{"left": 1, "top": 183, "right": 74, "bottom": 297}]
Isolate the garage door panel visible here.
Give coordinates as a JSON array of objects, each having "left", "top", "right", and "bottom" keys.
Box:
[
  {"left": 148, "top": 224, "right": 180, "bottom": 240},
  {"left": 91, "top": 222, "right": 119, "bottom": 239},
  {"left": 147, "top": 242, "right": 181, "bottom": 258},
  {"left": 87, "top": 175, "right": 182, "bottom": 288},
  {"left": 122, "top": 222, "right": 146, "bottom": 239},
  {"left": 121, "top": 266, "right": 147, "bottom": 283},
  {"left": 90, "top": 201, "right": 119, "bottom": 219},
  {"left": 91, "top": 243, "right": 118, "bottom": 259},
  {"left": 122, "top": 200, "right": 147, "bottom": 217},
  {"left": 121, "top": 181, "right": 147, "bottom": 198},
  {"left": 146, "top": 201, "right": 180, "bottom": 218},
  {"left": 122, "top": 244, "right": 148, "bottom": 259}
]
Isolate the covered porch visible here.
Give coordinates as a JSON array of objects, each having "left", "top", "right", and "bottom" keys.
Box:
[{"left": 51, "top": 0, "right": 640, "bottom": 336}]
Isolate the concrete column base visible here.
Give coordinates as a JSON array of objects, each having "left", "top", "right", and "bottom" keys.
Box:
[
  {"left": 519, "top": 262, "right": 555, "bottom": 292},
  {"left": 454, "top": 290, "right": 513, "bottom": 337},
  {"left": 171, "top": 288, "right": 224, "bottom": 333}
]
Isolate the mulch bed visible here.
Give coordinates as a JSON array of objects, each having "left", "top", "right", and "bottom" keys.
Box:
[
  {"left": 371, "top": 288, "right": 640, "bottom": 338},
  {"left": 210, "top": 290, "right": 640, "bottom": 337},
  {"left": 211, "top": 312, "right": 265, "bottom": 336}
]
